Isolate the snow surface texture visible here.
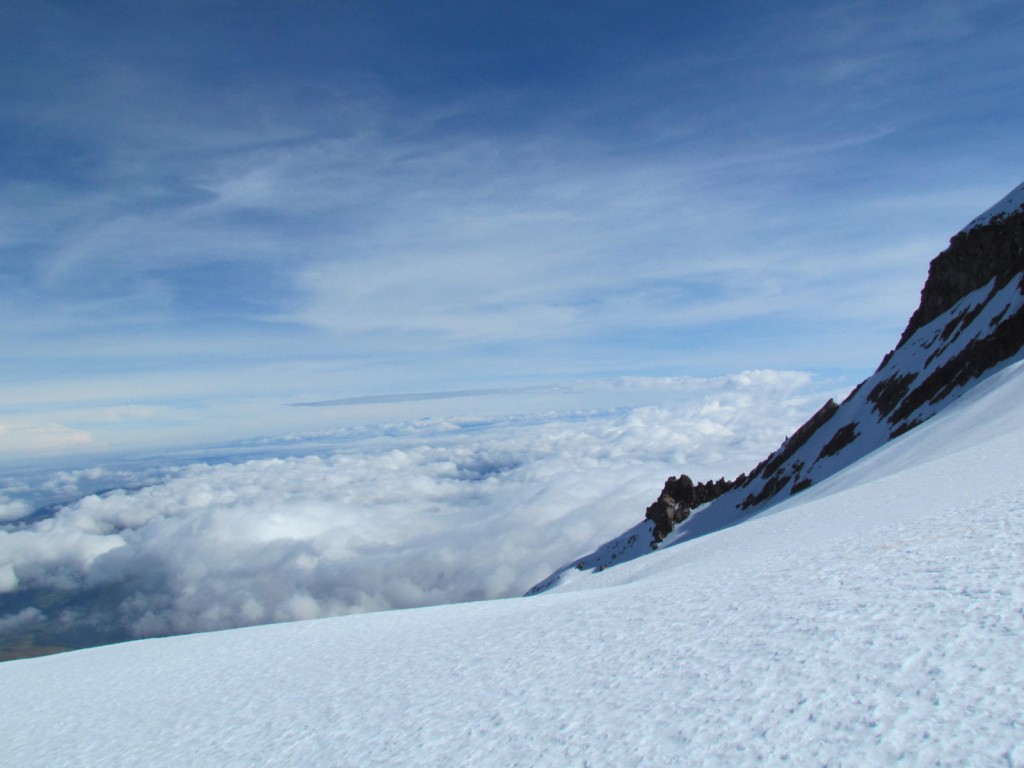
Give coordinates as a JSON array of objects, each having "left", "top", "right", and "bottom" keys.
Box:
[
  {"left": 1, "top": 362, "right": 1022, "bottom": 767},
  {"left": 963, "top": 180, "right": 1024, "bottom": 232},
  {"left": 0, "top": 372, "right": 833, "bottom": 647}
]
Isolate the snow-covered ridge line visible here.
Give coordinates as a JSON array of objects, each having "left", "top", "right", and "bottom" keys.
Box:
[
  {"left": 532, "top": 180, "right": 1024, "bottom": 592},
  {"left": 962, "top": 180, "right": 1024, "bottom": 232}
]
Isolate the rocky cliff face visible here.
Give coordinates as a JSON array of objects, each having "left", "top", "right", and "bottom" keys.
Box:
[
  {"left": 528, "top": 181, "right": 1024, "bottom": 595},
  {"left": 900, "top": 215, "right": 1024, "bottom": 345}
]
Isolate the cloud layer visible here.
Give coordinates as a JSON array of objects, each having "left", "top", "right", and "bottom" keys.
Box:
[{"left": 0, "top": 371, "right": 837, "bottom": 645}]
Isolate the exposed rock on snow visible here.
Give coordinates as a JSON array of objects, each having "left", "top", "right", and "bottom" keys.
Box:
[
  {"left": 735, "top": 398, "right": 840, "bottom": 510},
  {"left": 645, "top": 475, "right": 733, "bottom": 543},
  {"left": 5, "top": 185, "right": 1024, "bottom": 768},
  {"left": 960, "top": 179, "right": 1024, "bottom": 233},
  {"left": 901, "top": 210, "right": 1024, "bottom": 345},
  {"left": 816, "top": 421, "right": 859, "bottom": 461},
  {"left": 533, "top": 181, "right": 1024, "bottom": 586},
  {"left": 6, "top": 357, "right": 1023, "bottom": 768}
]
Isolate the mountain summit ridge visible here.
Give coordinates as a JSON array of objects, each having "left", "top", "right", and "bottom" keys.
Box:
[
  {"left": 530, "top": 180, "right": 1024, "bottom": 593},
  {"left": 961, "top": 180, "right": 1024, "bottom": 233}
]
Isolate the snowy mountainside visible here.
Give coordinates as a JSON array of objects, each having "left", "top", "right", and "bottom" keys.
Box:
[
  {"left": 531, "top": 182, "right": 1024, "bottom": 592},
  {"left": 1, "top": 359, "right": 1022, "bottom": 767}
]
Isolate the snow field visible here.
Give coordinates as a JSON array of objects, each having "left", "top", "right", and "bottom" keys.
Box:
[{"left": 1, "top": 367, "right": 1022, "bottom": 766}]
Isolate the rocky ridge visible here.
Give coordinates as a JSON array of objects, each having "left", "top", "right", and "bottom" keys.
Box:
[
  {"left": 528, "top": 181, "right": 1024, "bottom": 594},
  {"left": 645, "top": 475, "right": 733, "bottom": 543}
]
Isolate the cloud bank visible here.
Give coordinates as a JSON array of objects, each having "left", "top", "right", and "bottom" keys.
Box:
[{"left": 0, "top": 371, "right": 836, "bottom": 646}]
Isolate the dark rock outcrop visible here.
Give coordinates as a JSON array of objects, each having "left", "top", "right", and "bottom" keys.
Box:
[
  {"left": 645, "top": 475, "right": 733, "bottom": 543},
  {"left": 899, "top": 215, "right": 1024, "bottom": 347},
  {"left": 528, "top": 182, "right": 1024, "bottom": 597},
  {"left": 741, "top": 400, "right": 839, "bottom": 490},
  {"left": 817, "top": 422, "right": 859, "bottom": 461},
  {"left": 866, "top": 372, "right": 917, "bottom": 419},
  {"left": 644, "top": 193, "right": 1024, "bottom": 543},
  {"left": 735, "top": 398, "right": 839, "bottom": 511},
  {"left": 889, "top": 287, "right": 1024, "bottom": 426}
]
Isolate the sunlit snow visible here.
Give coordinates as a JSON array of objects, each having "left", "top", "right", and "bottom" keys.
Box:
[{"left": 1, "top": 362, "right": 1021, "bottom": 767}]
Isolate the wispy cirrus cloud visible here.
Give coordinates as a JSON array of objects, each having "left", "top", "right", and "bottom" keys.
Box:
[{"left": 1, "top": 1, "right": 1023, "bottom": 456}]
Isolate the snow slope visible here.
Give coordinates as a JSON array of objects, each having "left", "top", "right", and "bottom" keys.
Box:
[
  {"left": 531, "top": 184, "right": 1024, "bottom": 590},
  {"left": 1, "top": 361, "right": 1022, "bottom": 767}
]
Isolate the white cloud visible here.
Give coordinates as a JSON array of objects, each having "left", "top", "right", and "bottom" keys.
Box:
[
  {"left": 0, "top": 372, "right": 841, "bottom": 643},
  {"left": 0, "top": 564, "right": 19, "bottom": 593},
  {"left": 0, "top": 495, "right": 31, "bottom": 524},
  {"left": 0, "top": 607, "right": 41, "bottom": 632},
  {"left": 0, "top": 422, "right": 95, "bottom": 456}
]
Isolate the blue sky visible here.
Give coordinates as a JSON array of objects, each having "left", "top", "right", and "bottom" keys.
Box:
[{"left": 3, "top": 0, "right": 1024, "bottom": 460}]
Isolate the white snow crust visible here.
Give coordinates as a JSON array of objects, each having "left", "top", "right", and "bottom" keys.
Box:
[
  {"left": 962, "top": 180, "right": 1024, "bottom": 232},
  {"left": 1, "top": 363, "right": 1023, "bottom": 767}
]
